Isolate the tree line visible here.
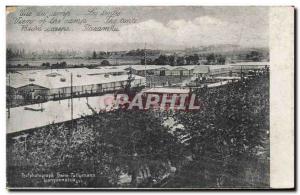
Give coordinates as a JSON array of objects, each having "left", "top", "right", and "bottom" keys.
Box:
[{"left": 141, "top": 53, "right": 226, "bottom": 66}]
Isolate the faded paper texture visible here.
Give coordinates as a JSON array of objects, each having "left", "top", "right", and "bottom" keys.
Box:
[
  {"left": 269, "top": 7, "right": 294, "bottom": 189},
  {"left": 5, "top": 6, "right": 292, "bottom": 190}
]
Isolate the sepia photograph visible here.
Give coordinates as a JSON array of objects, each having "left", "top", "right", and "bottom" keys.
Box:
[{"left": 5, "top": 5, "right": 294, "bottom": 190}]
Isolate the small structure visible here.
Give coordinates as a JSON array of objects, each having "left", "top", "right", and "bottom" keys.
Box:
[
  {"left": 126, "top": 65, "right": 196, "bottom": 77},
  {"left": 193, "top": 65, "right": 233, "bottom": 78}
]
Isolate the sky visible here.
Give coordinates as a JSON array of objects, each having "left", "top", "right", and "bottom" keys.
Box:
[{"left": 6, "top": 6, "right": 269, "bottom": 51}]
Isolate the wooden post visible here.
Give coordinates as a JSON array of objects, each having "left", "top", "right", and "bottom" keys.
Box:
[
  {"left": 71, "top": 73, "right": 73, "bottom": 128},
  {"left": 144, "top": 43, "right": 147, "bottom": 87},
  {"left": 8, "top": 73, "right": 10, "bottom": 118}
]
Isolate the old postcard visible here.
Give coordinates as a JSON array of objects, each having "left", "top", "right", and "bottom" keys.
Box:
[{"left": 6, "top": 6, "right": 294, "bottom": 189}]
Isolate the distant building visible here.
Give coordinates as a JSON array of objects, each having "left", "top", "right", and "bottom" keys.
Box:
[
  {"left": 229, "top": 61, "right": 270, "bottom": 73},
  {"left": 193, "top": 65, "right": 233, "bottom": 77},
  {"left": 126, "top": 65, "right": 195, "bottom": 77},
  {"left": 193, "top": 62, "right": 270, "bottom": 78}
]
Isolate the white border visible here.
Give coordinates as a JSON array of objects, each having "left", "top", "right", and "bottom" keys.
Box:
[
  {"left": 269, "top": 7, "right": 294, "bottom": 189},
  {"left": 1, "top": 0, "right": 297, "bottom": 194}
]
